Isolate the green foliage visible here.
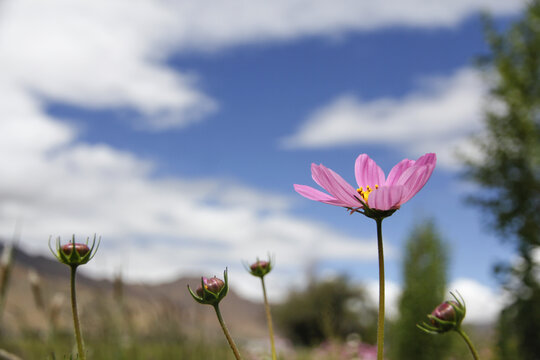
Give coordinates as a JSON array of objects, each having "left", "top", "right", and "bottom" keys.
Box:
[
  {"left": 0, "top": 331, "right": 237, "bottom": 360},
  {"left": 0, "top": 280, "right": 239, "bottom": 360},
  {"left": 274, "top": 275, "right": 377, "bottom": 346},
  {"left": 472, "top": 5, "right": 540, "bottom": 251},
  {"left": 465, "top": 2, "right": 540, "bottom": 359},
  {"left": 389, "top": 221, "right": 451, "bottom": 360},
  {"left": 0, "top": 287, "right": 369, "bottom": 360}
]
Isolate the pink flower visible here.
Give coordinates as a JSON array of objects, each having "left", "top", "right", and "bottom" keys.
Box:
[
  {"left": 196, "top": 276, "right": 226, "bottom": 296},
  {"left": 294, "top": 153, "right": 436, "bottom": 212}
]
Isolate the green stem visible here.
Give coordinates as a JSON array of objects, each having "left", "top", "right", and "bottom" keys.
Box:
[
  {"left": 456, "top": 327, "right": 480, "bottom": 360},
  {"left": 261, "top": 277, "right": 277, "bottom": 360},
  {"left": 0, "top": 243, "right": 15, "bottom": 328},
  {"left": 70, "top": 266, "right": 86, "bottom": 360},
  {"left": 375, "top": 218, "right": 385, "bottom": 360},
  {"left": 213, "top": 304, "right": 243, "bottom": 360}
]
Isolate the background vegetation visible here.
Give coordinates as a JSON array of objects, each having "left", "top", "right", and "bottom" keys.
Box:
[
  {"left": 466, "top": 1, "right": 540, "bottom": 358},
  {"left": 0, "top": 1, "right": 538, "bottom": 359},
  {"left": 389, "top": 221, "right": 451, "bottom": 360},
  {"left": 274, "top": 275, "right": 377, "bottom": 347}
]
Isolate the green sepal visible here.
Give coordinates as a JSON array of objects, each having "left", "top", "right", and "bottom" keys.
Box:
[
  {"left": 417, "top": 291, "right": 467, "bottom": 335},
  {"left": 347, "top": 197, "right": 397, "bottom": 220},
  {"left": 188, "top": 268, "right": 229, "bottom": 306},
  {"left": 48, "top": 234, "right": 100, "bottom": 268},
  {"left": 244, "top": 254, "right": 274, "bottom": 278}
]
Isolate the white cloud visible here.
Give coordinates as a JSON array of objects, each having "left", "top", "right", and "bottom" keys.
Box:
[
  {"left": 0, "top": 94, "right": 385, "bottom": 300},
  {"left": 282, "top": 68, "right": 489, "bottom": 168},
  {"left": 364, "top": 278, "right": 507, "bottom": 324},
  {"left": 449, "top": 278, "right": 507, "bottom": 324},
  {"left": 157, "top": 1, "right": 524, "bottom": 51},
  {"left": 0, "top": 0, "right": 524, "bottom": 301},
  {"left": 0, "top": 0, "right": 216, "bottom": 131},
  {"left": 0, "top": 0, "right": 524, "bottom": 131}
]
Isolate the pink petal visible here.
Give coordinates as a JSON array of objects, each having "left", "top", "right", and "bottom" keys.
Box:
[
  {"left": 385, "top": 153, "right": 436, "bottom": 186},
  {"left": 293, "top": 184, "right": 347, "bottom": 206},
  {"left": 394, "top": 163, "right": 424, "bottom": 187},
  {"left": 414, "top": 153, "right": 437, "bottom": 167},
  {"left": 310, "top": 163, "right": 326, "bottom": 190},
  {"left": 368, "top": 186, "right": 404, "bottom": 211},
  {"left": 355, "top": 154, "right": 385, "bottom": 189},
  {"left": 311, "top": 163, "right": 333, "bottom": 191},
  {"left": 398, "top": 164, "right": 435, "bottom": 205},
  {"left": 320, "top": 164, "right": 361, "bottom": 206},
  {"left": 385, "top": 159, "right": 415, "bottom": 186},
  {"left": 311, "top": 164, "right": 360, "bottom": 206}
]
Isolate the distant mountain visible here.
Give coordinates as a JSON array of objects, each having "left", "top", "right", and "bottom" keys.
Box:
[{"left": 0, "top": 243, "right": 267, "bottom": 339}]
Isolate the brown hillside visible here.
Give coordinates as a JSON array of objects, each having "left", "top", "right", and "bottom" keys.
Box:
[{"left": 0, "top": 244, "right": 267, "bottom": 340}]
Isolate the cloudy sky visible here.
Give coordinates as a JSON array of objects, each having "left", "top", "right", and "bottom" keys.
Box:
[{"left": 0, "top": 0, "right": 527, "bottom": 323}]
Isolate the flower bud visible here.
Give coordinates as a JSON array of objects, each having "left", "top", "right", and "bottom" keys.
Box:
[
  {"left": 197, "top": 276, "right": 225, "bottom": 296},
  {"left": 61, "top": 243, "right": 90, "bottom": 257},
  {"left": 428, "top": 301, "right": 459, "bottom": 332},
  {"left": 189, "top": 269, "right": 229, "bottom": 306},
  {"left": 246, "top": 256, "right": 273, "bottom": 278},
  {"left": 250, "top": 260, "right": 269, "bottom": 272},
  {"left": 49, "top": 235, "right": 100, "bottom": 267},
  {"left": 431, "top": 301, "right": 457, "bottom": 324},
  {"left": 417, "top": 292, "right": 466, "bottom": 334}
]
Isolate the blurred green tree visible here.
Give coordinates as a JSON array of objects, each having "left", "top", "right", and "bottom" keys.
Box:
[
  {"left": 389, "top": 221, "right": 451, "bottom": 360},
  {"left": 465, "top": 2, "right": 540, "bottom": 359},
  {"left": 274, "top": 275, "right": 377, "bottom": 346}
]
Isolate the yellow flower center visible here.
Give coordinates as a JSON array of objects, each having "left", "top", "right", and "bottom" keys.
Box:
[{"left": 357, "top": 184, "right": 379, "bottom": 204}]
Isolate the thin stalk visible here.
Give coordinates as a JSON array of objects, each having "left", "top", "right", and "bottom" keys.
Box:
[
  {"left": 261, "top": 277, "right": 277, "bottom": 360},
  {"left": 456, "top": 328, "right": 480, "bottom": 360},
  {"left": 0, "top": 242, "right": 15, "bottom": 327},
  {"left": 213, "top": 304, "right": 243, "bottom": 360},
  {"left": 375, "top": 218, "right": 385, "bottom": 360},
  {"left": 70, "top": 266, "right": 86, "bottom": 360}
]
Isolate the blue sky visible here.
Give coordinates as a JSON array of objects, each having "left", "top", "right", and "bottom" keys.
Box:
[{"left": 0, "top": 0, "right": 527, "bottom": 322}]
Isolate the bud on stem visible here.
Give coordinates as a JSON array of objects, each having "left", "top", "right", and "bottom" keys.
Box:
[{"left": 417, "top": 291, "right": 480, "bottom": 360}]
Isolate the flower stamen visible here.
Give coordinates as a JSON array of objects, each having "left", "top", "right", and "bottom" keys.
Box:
[{"left": 357, "top": 184, "right": 379, "bottom": 204}]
